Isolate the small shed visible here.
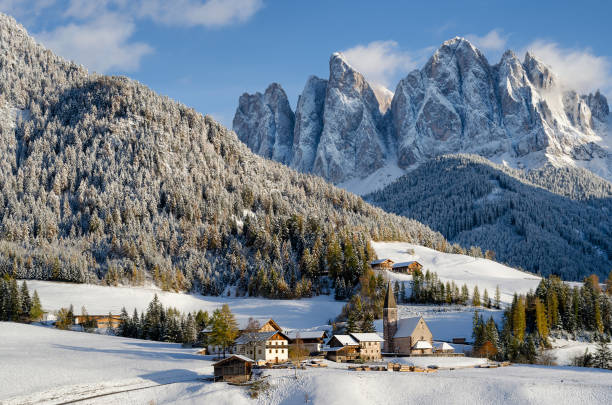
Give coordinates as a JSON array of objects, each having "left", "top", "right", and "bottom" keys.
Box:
[
  {"left": 213, "top": 355, "right": 254, "bottom": 383},
  {"left": 370, "top": 258, "right": 394, "bottom": 270}
]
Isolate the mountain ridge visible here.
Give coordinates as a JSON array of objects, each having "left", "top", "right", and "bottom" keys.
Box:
[{"left": 233, "top": 37, "right": 611, "bottom": 192}]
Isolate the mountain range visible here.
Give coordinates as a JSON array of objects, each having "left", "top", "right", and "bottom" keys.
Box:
[
  {"left": 233, "top": 38, "right": 612, "bottom": 278},
  {"left": 0, "top": 13, "right": 446, "bottom": 296},
  {"left": 233, "top": 37, "right": 611, "bottom": 194}
]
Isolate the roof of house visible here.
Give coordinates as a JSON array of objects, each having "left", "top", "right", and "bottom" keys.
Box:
[
  {"left": 284, "top": 330, "right": 327, "bottom": 340},
  {"left": 435, "top": 342, "right": 455, "bottom": 351},
  {"left": 212, "top": 354, "right": 254, "bottom": 366},
  {"left": 392, "top": 261, "right": 420, "bottom": 268},
  {"left": 413, "top": 340, "right": 433, "bottom": 349},
  {"left": 371, "top": 258, "right": 393, "bottom": 265},
  {"left": 349, "top": 332, "right": 384, "bottom": 342},
  {"left": 201, "top": 318, "right": 282, "bottom": 334},
  {"left": 394, "top": 316, "right": 425, "bottom": 338},
  {"left": 329, "top": 334, "right": 359, "bottom": 346},
  {"left": 384, "top": 281, "right": 396, "bottom": 309},
  {"left": 234, "top": 331, "right": 288, "bottom": 345}
]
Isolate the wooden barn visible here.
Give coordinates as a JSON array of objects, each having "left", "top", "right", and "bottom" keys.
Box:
[
  {"left": 391, "top": 261, "right": 422, "bottom": 274},
  {"left": 73, "top": 314, "right": 122, "bottom": 329},
  {"left": 370, "top": 258, "right": 394, "bottom": 270},
  {"left": 213, "top": 355, "right": 254, "bottom": 383},
  {"left": 324, "top": 334, "right": 360, "bottom": 362}
]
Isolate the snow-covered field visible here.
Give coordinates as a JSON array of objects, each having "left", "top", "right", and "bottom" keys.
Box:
[
  {"left": 2, "top": 323, "right": 611, "bottom": 405},
  {"left": 25, "top": 280, "right": 343, "bottom": 330},
  {"left": 371, "top": 241, "right": 541, "bottom": 305}
]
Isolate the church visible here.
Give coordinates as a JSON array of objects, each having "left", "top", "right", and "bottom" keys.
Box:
[{"left": 383, "top": 282, "right": 434, "bottom": 355}]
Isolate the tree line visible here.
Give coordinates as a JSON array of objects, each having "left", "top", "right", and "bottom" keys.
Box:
[
  {"left": 0, "top": 275, "right": 43, "bottom": 322},
  {"left": 472, "top": 272, "right": 612, "bottom": 367}
]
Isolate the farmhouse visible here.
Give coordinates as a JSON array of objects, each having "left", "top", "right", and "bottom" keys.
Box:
[
  {"left": 285, "top": 330, "right": 328, "bottom": 354},
  {"left": 370, "top": 258, "right": 394, "bottom": 270},
  {"left": 204, "top": 318, "right": 282, "bottom": 356},
  {"left": 324, "top": 335, "right": 360, "bottom": 362},
  {"left": 383, "top": 282, "right": 434, "bottom": 355},
  {"left": 391, "top": 261, "right": 422, "bottom": 274},
  {"left": 213, "top": 355, "right": 253, "bottom": 383},
  {"left": 349, "top": 333, "right": 384, "bottom": 361},
  {"left": 234, "top": 330, "right": 289, "bottom": 364}
]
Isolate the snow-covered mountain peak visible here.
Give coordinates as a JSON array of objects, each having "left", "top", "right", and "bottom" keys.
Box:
[{"left": 233, "top": 38, "right": 612, "bottom": 192}]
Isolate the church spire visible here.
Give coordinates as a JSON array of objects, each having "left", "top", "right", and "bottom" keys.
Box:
[{"left": 384, "top": 281, "right": 396, "bottom": 308}]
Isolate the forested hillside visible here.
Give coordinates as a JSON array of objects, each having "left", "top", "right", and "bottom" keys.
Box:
[
  {"left": 0, "top": 14, "right": 447, "bottom": 297},
  {"left": 366, "top": 154, "right": 611, "bottom": 280}
]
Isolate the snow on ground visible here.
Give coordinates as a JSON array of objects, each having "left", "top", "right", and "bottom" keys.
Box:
[
  {"left": 3, "top": 323, "right": 611, "bottom": 405},
  {"left": 338, "top": 162, "right": 405, "bottom": 195},
  {"left": 547, "top": 338, "right": 612, "bottom": 366},
  {"left": 371, "top": 241, "right": 541, "bottom": 305},
  {"left": 257, "top": 364, "right": 612, "bottom": 405},
  {"left": 24, "top": 280, "right": 343, "bottom": 330},
  {"left": 0, "top": 322, "right": 248, "bottom": 404}
]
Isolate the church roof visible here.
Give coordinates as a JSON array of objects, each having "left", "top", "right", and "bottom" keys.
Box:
[
  {"left": 383, "top": 281, "right": 396, "bottom": 309},
  {"left": 394, "top": 316, "right": 424, "bottom": 338}
]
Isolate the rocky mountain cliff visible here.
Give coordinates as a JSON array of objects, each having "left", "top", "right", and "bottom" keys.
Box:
[{"left": 233, "top": 38, "right": 611, "bottom": 191}]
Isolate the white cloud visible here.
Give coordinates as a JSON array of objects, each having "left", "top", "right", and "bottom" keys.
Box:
[
  {"left": 466, "top": 29, "right": 508, "bottom": 51},
  {"left": 36, "top": 14, "right": 152, "bottom": 73},
  {"left": 526, "top": 40, "right": 612, "bottom": 95},
  {"left": 138, "top": 0, "right": 263, "bottom": 28},
  {"left": 342, "top": 40, "right": 417, "bottom": 88},
  {"left": 0, "top": 0, "right": 55, "bottom": 21}
]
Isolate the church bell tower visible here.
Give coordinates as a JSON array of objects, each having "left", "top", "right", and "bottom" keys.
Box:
[{"left": 383, "top": 281, "right": 398, "bottom": 353}]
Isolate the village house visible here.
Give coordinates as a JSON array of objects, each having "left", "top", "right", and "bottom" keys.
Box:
[
  {"left": 383, "top": 282, "right": 434, "bottom": 355},
  {"left": 234, "top": 330, "right": 289, "bottom": 364},
  {"left": 324, "top": 334, "right": 360, "bottom": 362},
  {"left": 391, "top": 261, "right": 423, "bottom": 274},
  {"left": 213, "top": 355, "right": 254, "bottom": 383},
  {"left": 370, "top": 258, "right": 394, "bottom": 271},
  {"left": 349, "top": 332, "right": 384, "bottom": 361},
  {"left": 205, "top": 318, "right": 282, "bottom": 356},
  {"left": 285, "top": 330, "right": 328, "bottom": 354}
]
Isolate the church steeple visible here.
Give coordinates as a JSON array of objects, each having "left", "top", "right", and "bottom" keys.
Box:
[
  {"left": 384, "top": 281, "right": 396, "bottom": 309},
  {"left": 383, "top": 281, "right": 398, "bottom": 353}
]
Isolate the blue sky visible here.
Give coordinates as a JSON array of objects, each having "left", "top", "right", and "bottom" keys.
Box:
[{"left": 2, "top": 1, "right": 612, "bottom": 127}]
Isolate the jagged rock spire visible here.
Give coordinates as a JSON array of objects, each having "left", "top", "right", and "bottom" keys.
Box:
[{"left": 384, "top": 281, "right": 396, "bottom": 309}]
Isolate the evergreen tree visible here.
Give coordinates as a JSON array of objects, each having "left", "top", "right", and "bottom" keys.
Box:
[
  {"left": 346, "top": 309, "right": 360, "bottom": 333},
  {"left": 472, "top": 286, "right": 481, "bottom": 307},
  {"left": 361, "top": 312, "right": 375, "bottom": 333},
  {"left": 494, "top": 285, "right": 501, "bottom": 309},
  {"left": 119, "top": 307, "right": 130, "bottom": 337},
  {"left": 19, "top": 281, "right": 31, "bottom": 321},
  {"left": 594, "top": 338, "right": 612, "bottom": 370},
  {"left": 483, "top": 288, "right": 490, "bottom": 308},
  {"left": 184, "top": 313, "right": 198, "bottom": 344},
  {"left": 210, "top": 304, "right": 239, "bottom": 357},
  {"left": 29, "top": 290, "right": 43, "bottom": 322}
]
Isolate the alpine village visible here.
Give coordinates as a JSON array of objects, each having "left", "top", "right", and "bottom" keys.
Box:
[{"left": 1, "top": 2, "right": 612, "bottom": 405}]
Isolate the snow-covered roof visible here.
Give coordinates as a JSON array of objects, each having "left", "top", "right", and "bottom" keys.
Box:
[
  {"left": 330, "top": 334, "right": 358, "bottom": 346},
  {"left": 435, "top": 342, "right": 455, "bottom": 351},
  {"left": 394, "top": 316, "right": 424, "bottom": 338},
  {"left": 392, "top": 261, "right": 419, "bottom": 268},
  {"left": 349, "top": 333, "right": 384, "bottom": 342},
  {"left": 371, "top": 258, "right": 393, "bottom": 265},
  {"left": 284, "top": 330, "right": 327, "bottom": 340},
  {"left": 234, "top": 331, "right": 286, "bottom": 345},
  {"left": 413, "top": 340, "right": 433, "bottom": 349},
  {"left": 212, "top": 354, "right": 254, "bottom": 366}
]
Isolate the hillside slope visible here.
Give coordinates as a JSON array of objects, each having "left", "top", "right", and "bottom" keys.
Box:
[
  {"left": 366, "top": 155, "right": 612, "bottom": 279},
  {"left": 0, "top": 14, "right": 446, "bottom": 296}
]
